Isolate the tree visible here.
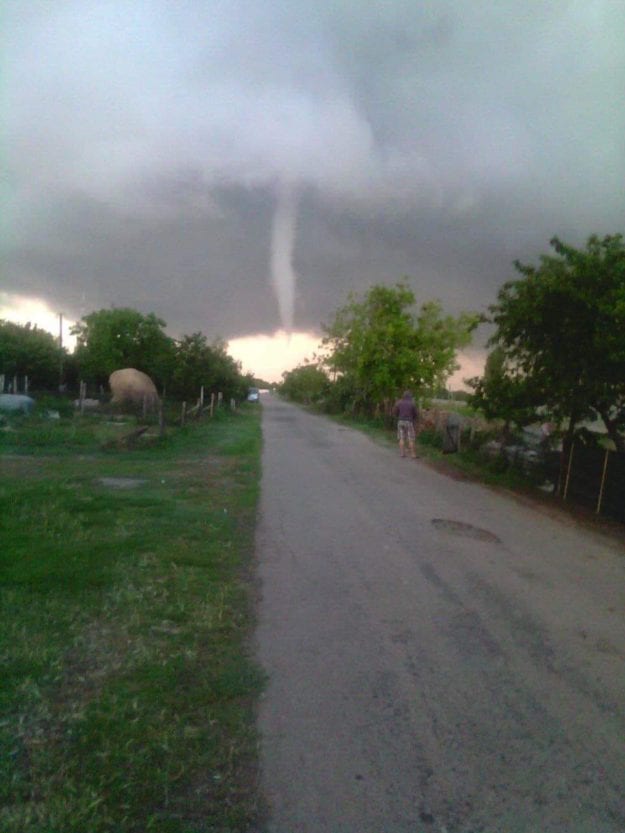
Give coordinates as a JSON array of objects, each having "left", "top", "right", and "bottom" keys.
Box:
[
  {"left": 205, "top": 338, "right": 248, "bottom": 401},
  {"left": 72, "top": 308, "right": 175, "bottom": 388},
  {"left": 468, "top": 347, "right": 542, "bottom": 441},
  {"left": 0, "top": 320, "right": 64, "bottom": 390},
  {"left": 280, "top": 363, "right": 329, "bottom": 404},
  {"left": 251, "top": 376, "right": 273, "bottom": 390},
  {"left": 170, "top": 332, "right": 246, "bottom": 401},
  {"left": 486, "top": 234, "right": 625, "bottom": 451},
  {"left": 322, "top": 282, "right": 478, "bottom": 413}
]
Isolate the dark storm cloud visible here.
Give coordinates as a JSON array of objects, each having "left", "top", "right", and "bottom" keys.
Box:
[{"left": 3, "top": 0, "right": 625, "bottom": 339}]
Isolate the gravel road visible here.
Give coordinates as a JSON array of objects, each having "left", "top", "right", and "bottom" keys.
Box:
[{"left": 255, "top": 395, "right": 625, "bottom": 833}]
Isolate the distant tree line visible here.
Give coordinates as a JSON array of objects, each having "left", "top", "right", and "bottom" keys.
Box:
[
  {"left": 0, "top": 307, "right": 252, "bottom": 403},
  {"left": 280, "top": 234, "right": 625, "bottom": 452}
]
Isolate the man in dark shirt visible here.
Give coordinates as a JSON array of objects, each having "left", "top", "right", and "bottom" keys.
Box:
[{"left": 393, "top": 390, "right": 418, "bottom": 458}]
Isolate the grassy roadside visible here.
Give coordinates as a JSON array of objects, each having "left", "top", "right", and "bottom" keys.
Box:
[
  {"left": 1, "top": 407, "right": 264, "bottom": 833},
  {"left": 319, "top": 407, "right": 539, "bottom": 486}
]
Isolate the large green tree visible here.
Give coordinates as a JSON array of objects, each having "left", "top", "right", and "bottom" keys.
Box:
[
  {"left": 169, "top": 333, "right": 247, "bottom": 401},
  {"left": 486, "top": 234, "right": 625, "bottom": 451},
  {"left": 72, "top": 308, "right": 175, "bottom": 388},
  {"left": 0, "top": 320, "right": 65, "bottom": 390},
  {"left": 322, "top": 282, "right": 477, "bottom": 413}
]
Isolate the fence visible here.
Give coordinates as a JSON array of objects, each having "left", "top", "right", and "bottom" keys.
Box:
[
  {"left": 0, "top": 374, "right": 30, "bottom": 394},
  {"left": 1, "top": 377, "right": 238, "bottom": 434},
  {"left": 561, "top": 444, "right": 625, "bottom": 524},
  {"left": 420, "top": 409, "right": 625, "bottom": 525}
]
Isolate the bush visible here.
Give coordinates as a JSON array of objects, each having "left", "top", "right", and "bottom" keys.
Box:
[{"left": 417, "top": 428, "right": 444, "bottom": 450}]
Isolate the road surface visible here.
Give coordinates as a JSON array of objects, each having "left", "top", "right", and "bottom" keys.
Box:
[{"left": 255, "top": 396, "right": 625, "bottom": 833}]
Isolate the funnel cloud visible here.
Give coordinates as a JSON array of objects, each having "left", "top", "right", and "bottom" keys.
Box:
[
  {"left": 270, "top": 181, "right": 299, "bottom": 333},
  {"left": 2, "top": 1, "right": 624, "bottom": 350}
]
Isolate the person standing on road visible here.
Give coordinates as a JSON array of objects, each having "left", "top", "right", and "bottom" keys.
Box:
[{"left": 393, "top": 390, "right": 418, "bottom": 458}]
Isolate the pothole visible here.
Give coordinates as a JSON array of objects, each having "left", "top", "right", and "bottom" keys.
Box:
[{"left": 431, "top": 518, "right": 501, "bottom": 543}]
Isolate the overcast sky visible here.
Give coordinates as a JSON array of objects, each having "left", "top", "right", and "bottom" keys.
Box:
[{"left": 3, "top": 0, "right": 624, "bottom": 369}]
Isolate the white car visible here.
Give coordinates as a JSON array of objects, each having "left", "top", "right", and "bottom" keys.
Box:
[{"left": 247, "top": 387, "right": 260, "bottom": 402}]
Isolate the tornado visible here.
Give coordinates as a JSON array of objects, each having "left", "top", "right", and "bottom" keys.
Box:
[{"left": 270, "top": 179, "right": 299, "bottom": 333}]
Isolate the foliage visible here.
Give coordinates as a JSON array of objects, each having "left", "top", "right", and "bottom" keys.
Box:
[
  {"left": 318, "top": 372, "right": 362, "bottom": 415},
  {"left": 169, "top": 332, "right": 248, "bottom": 402},
  {"left": 468, "top": 346, "right": 542, "bottom": 438},
  {"left": 280, "top": 362, "right": 329, "bottom": 404},
  {"left": 71, "top": 309, "right": 249, "bottom": 402},
  {"left": 485, "top": 234, "right": 625, "bottom": 450},
  {"left": 72, "top": 308, "right": 175, "bottom": 388},
  {"left": 251, "top": 376, "right": 274, "bottom": 389},
  {"left": 451, "top": 390, "right": 471, "bottom": 402},
  {"left": 321, "top": 282, "right": 478, "bottom": 414},
  {"left": 0, "top": 320, "right": 65, "bottom": 390}
]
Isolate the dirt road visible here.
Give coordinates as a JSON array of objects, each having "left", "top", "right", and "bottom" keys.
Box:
[{"left": 255, "top": 396, "right": 625, "bottom": 833}]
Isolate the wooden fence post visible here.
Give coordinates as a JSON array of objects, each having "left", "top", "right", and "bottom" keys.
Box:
[
  {"left": 24, "top": 376, "right": 29, "bottom": 394},
  {"left": 13, "top": 375, "right": 18, "bottom": 394},
  {"left": 596, "top": 449, "right": 610, "bottom": 514},
  {"left": 218, "top": 392, "right": 223, "bottom": 408},
  {"left": 79, "top": 380, "right": 86, "bottom": 415},
  {"left": 200, "top": 386, "right": 204, "bottom": 408},
  {"left": 0, "top": 374, "right": 4, "bottom": 393},
  {"left": 210, "top": 392, "right": 215, "bottom": 417},
  {"left": 230, "top": 398, "right": 236, "bottom": 410},
  {"left": 562, "top": 442, "right": 575, "bottom": 501}
]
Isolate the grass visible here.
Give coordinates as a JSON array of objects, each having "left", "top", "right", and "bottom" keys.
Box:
[
  {"left": 319, "top": 406, "right": 553, "bottom": 493},
  {"left": 414, "top": 429, "right": 547, "bottom": 489},
  {"left": 0, "top": 405, "right": 264, "bottom": 833},
  {"left": 0, "top": 411, "right": 157, "bottom": 453}
]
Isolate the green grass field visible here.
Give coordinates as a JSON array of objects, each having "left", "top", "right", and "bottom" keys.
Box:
[{"left": 0, "top": 407, "right": 264, "bottom": 832}]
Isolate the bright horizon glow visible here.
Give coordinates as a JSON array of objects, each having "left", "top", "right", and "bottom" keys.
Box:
[
  {"left": 0, "top": 292, "right": 77, "bottom": 349},
  {"left": 0, "top": 293, "right": 484, "bottom": 389},
  {"left": 447, "top": 350, "right": 485, "bottom": 391},
  {"left": 228, "top": 330, "right": 322, "bottom": 384}
]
